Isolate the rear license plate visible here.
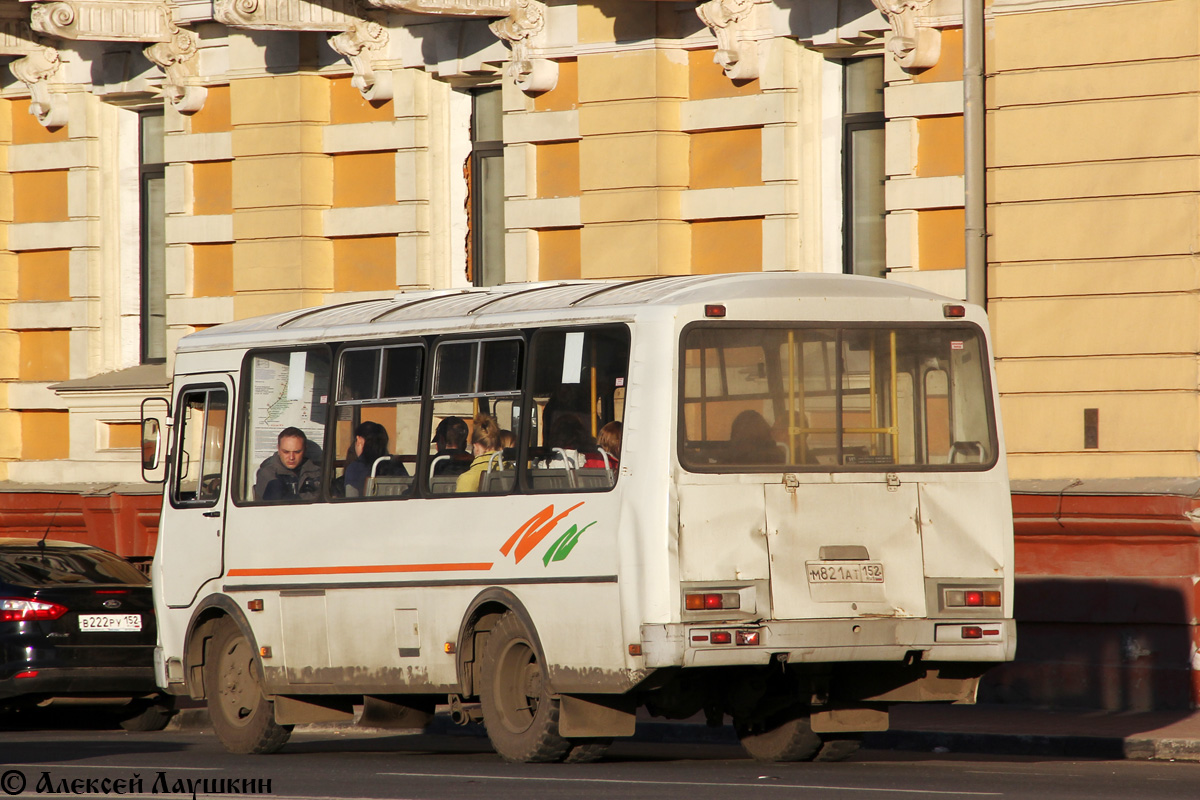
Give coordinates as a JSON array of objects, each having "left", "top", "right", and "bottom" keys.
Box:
[
  {"left": 78, "top": 614, "right": 142, "bottom": 632},
  {"left": 805, "top": 561, "right": 884, "bottom": 584}
]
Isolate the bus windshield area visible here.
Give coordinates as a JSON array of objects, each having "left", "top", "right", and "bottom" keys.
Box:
[{"left": 680, "top": 324, "right": 996, "bottom": 471}]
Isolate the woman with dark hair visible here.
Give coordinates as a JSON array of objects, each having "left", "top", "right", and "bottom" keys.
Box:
[
  {"left": 456, "top": 413, "right": 503, "bottom": 493},
  {"left": 344, "top": 421, "right": 393, "bottom": 497}
]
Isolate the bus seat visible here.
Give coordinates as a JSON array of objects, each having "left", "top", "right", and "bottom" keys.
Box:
[
  {"left": 530, "top": 469, "right": 574, "bottom": 491},
  {"left": 429, "top": 475, "right": 460, "bottom": 494},
  {"left": 367, "top": 475, "right": 413, "bottom": 497},
  {"left": 575, "top": 468, "right": 614, "bottom": 489},
  {"left": 479, "top": 471, "right": 515, "bottom": 492}
]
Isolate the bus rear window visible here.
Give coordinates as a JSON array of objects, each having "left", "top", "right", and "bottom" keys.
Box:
[{"left": 680, "top": 325, "right": 996, "bottom": 471}]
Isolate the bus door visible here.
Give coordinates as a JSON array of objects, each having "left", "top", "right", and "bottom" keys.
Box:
[
  {"left": 764, "top": 478, "right": 926, "bottom": 620},
  {"left": 159, "top": 378, "right": 232, "bottom": 608}
]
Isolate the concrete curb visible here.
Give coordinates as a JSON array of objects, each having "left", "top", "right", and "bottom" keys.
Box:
[{"left": 168, "top": 708, "right": 1200, "bottom": 762}]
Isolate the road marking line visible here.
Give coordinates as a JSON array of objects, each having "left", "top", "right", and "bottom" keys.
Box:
[
  {"left": 14, "top": 764, "right": 222, "bottom": 772},
  {"left": 379, "top": 771, "right": 1001, "bottom": 795}
]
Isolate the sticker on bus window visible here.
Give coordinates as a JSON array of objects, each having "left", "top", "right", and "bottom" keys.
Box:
[
  {"left": 562, "top": 332, "right": 585, "bottom": 384},
  {"left": 951, "top": 341, "right": 964, "bottom": 350}
]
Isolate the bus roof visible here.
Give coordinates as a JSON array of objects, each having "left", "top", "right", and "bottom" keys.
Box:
[{"left": 177, "top": 273, "right": 957, "bottom": 353}]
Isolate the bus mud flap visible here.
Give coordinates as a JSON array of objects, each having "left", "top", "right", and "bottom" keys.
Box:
[
  {"left": 273, "top": 695, "right": 355, "bottom": 725},
  {"left": 559, "top": 694, "right": 637, "bottom": 738},
  {"left": 810, "top": 706, "right": 889, "bottom": 734}
]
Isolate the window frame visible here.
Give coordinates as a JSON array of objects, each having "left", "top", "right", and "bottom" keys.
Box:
[
  {"left": 676, "top": 320, "right": 999, "bottom": 475},
  {"left": 168, "top": 383, "right": 230, "bottom": 510}
]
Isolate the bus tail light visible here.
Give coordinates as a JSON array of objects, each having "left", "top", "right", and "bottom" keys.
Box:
[
  {"left": 684, "top": 592, "right": 741, "bottom": 611},
  {"left": 735, "top": 630, "right": 760, "bottom": 646},
  {"left": 709, "top": 631, "right": 732, "bottom": 644},
  {"left": 704, "top": 304, "right": 726, "bottom": 318},
  {"left": 943, "top": 589, "right": 1001, "bottom": 608}
]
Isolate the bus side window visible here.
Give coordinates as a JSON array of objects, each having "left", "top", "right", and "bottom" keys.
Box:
[
  {"left": 237, "top": 348, "right": 332, "bottom": 504},
  {"left": 332, "top": 344, "right": 423, "bottom": 500},
  {"left": 172, "top": 387, "right": 227, "bottom": 507},
  {"left": 526, "top": 326, "right": 629, "bottom": 492}
]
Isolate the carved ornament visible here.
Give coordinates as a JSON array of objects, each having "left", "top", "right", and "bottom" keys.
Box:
[
  {"left": 870, "top": 0, "right": 941, "bottom": 70},
  {"left": 29, "top": 0, "right": 170, "bottom": 41},
  {"left": 144, "top": 22, "right": 207, "bottom": 112},
  {"left": 0, "top": 18, "right": 68, "bottom": 127},
  {"left": 361, "top": 0, "right": 511, "bottom": 18},
  {"left": 214, "top": 0, "right": 364, "bottom": 31},
  {"left": 328, "top": 16, "right": 391, "bottom": 101},
  {"left": 489, "top": 0, "right": 555, "bottom": 94},
  {"left": 695, "top": 0, "right": 758, "bottom": 81}
]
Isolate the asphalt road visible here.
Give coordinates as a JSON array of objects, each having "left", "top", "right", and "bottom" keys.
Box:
[{"left": 3, "top": 716, "right": 1200, "bottom": 800}]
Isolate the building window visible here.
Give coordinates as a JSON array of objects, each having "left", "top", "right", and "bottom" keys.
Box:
[
  {"left": 140, "top": 109, "right": 166, "bottom": 362},
  {"left": 469, "top": 87, "right": 505, "bottom": 287},
  {"left": 843, "top": 57, "right": 885, "bottom": 279}
]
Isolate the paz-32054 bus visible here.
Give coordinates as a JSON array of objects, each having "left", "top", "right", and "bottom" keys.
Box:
[{"left": 142, "top": 273, "right": 1014, "bottom": 763}]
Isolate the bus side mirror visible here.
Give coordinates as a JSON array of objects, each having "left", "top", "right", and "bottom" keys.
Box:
[{"left": 141, "top": 397, "right": 170, "bottom": 483}]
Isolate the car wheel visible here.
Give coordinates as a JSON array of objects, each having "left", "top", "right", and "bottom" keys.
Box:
[
  {"left": 478, "top": 612, "right": 570, "bottom": 763},
  {"left": 203, "top": 620, "right": 292, "bottom": 754},
  {"left": 119, "top": 696, "right": 176, "bottom": 732}
]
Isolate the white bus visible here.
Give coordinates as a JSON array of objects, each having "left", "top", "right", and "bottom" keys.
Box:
[{"left": 143, "top": 273, "right": 1015, "bottom": 763}]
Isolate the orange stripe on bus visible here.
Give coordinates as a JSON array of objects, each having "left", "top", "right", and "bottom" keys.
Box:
[{"left": 226, "top": 562, "right": 494, "bottom": 577}]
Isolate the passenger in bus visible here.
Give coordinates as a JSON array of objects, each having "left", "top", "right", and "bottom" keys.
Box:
[
  {"left": 727, "top": 410, "right": 785, "bottom": 465},
  {"left": 456, "top": 413, "right": 502, "bottom": 493},
  {"left": 255, "top": 427, "right": 322, "bottom": 501},
  {"left": 431, "top": 416, "right": 472, "bottom": 476},
  {"left": 344, "top": 421, "right": 406, "bottom": 498},
  {"left": 544, "top": 413, "right": 606, "bottom": 468},
  {"left": 596, "top": 421, "right": 623, "bottom": 468}
]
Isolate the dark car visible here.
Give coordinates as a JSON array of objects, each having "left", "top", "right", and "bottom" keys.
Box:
[{"left": 0, "top": 537, "right": 174, "bottom": 730}]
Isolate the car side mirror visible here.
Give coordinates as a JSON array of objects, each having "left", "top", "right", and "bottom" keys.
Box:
[{"left": 141, "top": 397, "right": 170, "bottom": 483}]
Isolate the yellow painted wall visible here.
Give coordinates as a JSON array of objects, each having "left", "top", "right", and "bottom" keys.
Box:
[
  {"left": 917, "top": 116, "right": 963, "bottom": 178},
  {"left": 20, "top": 411, "right": 68, "bottom": 460},
  {"left": 192, "top": 243, "right": 234, "bottom": 297},
  {"left": 333, "top": 235, "right": 396, "bottom": 291},
  {"left": 17, "top": 250, "right": 70, "bottom": 301},
  {"left": 329, "top": 76, "right": 394, "bottom": 125},
  {"left": 690, "top": 128, "right": 762, "bottom": 189},
  {"left": 691, "top": 218, "right": 761, "bottom": 273},
  {"left": 537, "top": 228, "right": 582, "bottom": 279},
  {"left": 534, "top": 60, "right": 579, "bottom": 112},
  {"left": 536, "top": 141, "right": 580, "bottom": 198},
  {"left": 918, "top": 209, "right": 965, "bottom": 270},
  {"left": 193, "top": 161, "right": 233, "bottom": 216},
  {"left": 106, "top": 422, "right": 142, "bottom": 449},
  {"left": 18, "top": 330, "right": 69, "bottom": 380},
  {"left": 332, "top": 152, "right": 395, "bottom": 208},
  {"left": 689, "top": 48, "right": 759, "bottom": 100},
  {"left": 914, "top": 27, "right": 963, "bottom": 84},
  {"left": 190, "top": 85, "right": 231, "bottom": 134},
  {"left": 11, "top": 99, "right": 67, "bottom": 144},
  {"left": 13, "top": 171, "right": 68, "bottom": 223}
]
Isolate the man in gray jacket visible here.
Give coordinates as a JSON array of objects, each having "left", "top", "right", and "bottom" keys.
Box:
[{"left": 255, "top": 427, "right": 322, "bottom": 501}]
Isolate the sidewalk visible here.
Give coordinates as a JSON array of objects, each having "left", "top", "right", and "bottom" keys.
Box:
[{"left": 170, "top": 703, "right": 1200, "bottom": 761}]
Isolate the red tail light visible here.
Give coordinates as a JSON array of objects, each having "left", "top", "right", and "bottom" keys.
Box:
[{"left": 0, "top": 598, "right": 68, "bottom": 622}]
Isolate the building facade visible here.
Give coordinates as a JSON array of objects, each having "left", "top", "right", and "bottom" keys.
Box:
[{"left": 1, "top": 0, "right": 1198, "bottom": 710}]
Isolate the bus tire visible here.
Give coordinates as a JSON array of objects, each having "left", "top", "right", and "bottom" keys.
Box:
[
  {"left": 204, "top": 620, "right": 293, "bottom": 755},
  {"left": 564, "top": 740, "right": 611, "bottom": 763},
  {"left": 736, "top": 709, "right": 822, "bottom": 762},
  {"left": 478, "top": 612, "right": 571, "bottom": 763},
  {"left": 815, "top": 736, "right": 862, "bottom": 762},
  {"left": 118, "top": 696, "right": 175, "bottom": 732}
]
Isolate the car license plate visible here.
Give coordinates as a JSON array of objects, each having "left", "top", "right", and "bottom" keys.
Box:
[
  {"left": 806, "top": 561, "right": 884, "bottom": 584},
  {"left": 78, "top": 614, "right": 142, "bottom": 632}
]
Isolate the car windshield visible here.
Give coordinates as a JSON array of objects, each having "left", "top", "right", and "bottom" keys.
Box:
[{"left": 0, "top": 546, "right": 148, "bottom": 587}]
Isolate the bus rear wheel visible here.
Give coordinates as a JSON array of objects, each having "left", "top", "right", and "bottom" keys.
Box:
[
  {"left": 736, "top": 708, "right": 822, "bottom": 762},
  {"left": 478, "top": 612, "right": 571, "bottom": 763},
  {"left": 204, "top": 620, "right": 293, "bottom": 755}
]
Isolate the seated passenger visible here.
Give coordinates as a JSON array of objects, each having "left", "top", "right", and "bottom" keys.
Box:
[
  {"left": 596, "top": 421, "right": 622, "bottom": 468},
  {"left": 431, "top": 416, "right": 472, "bottom": 476},
  {"left": 344, "top": 421, "right": 406, "bottom": 498},
  {"left": 726, "top": 410, "right": 785, "bottom": 465},
  {"left": 456, "top": 413, "right": 502, "bottom": 493},
  {"left": 255, "top": 427, "right": 322, "bottom": 501},
  {"left": 544, "top": 413, "right": 605, "bottom": 468}
]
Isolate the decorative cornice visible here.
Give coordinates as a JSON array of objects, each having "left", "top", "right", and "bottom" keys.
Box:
[
  {"left": 489, "top": 0, "right": 555, "bottom": 94},
  {"left": 143, "top": 22, "right": 207, "bottom": 112},
  {"left": 0, "top": 18, "right": 68, "bottom": 127},
  {"left": 327, "top": 16, "right": 391, "bottom": 101},
  {"left": 361, "top": 0, "right": 511, "bottom": 17},
  {"left": 214, "top": 0, "right": 364, "bottom": 31},
  {"left": 695, "top": 0, "right": 758, "bottom": 81},
  {"left": 29, "top": 0, "right": 171, "bottom": 41},
  {"left": 870, "top": 0, "right": 941, "bottom": 70}
]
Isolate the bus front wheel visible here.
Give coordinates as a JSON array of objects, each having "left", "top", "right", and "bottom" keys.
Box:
[
  {"left": 478, "top": 612, "right": 571, "bottom": 763},
  {"left": 204, "top": 620, "right": 293, "bottom": 754},
  {"left": 736, "top": 707, "right": 822, "bottom": 762}
]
